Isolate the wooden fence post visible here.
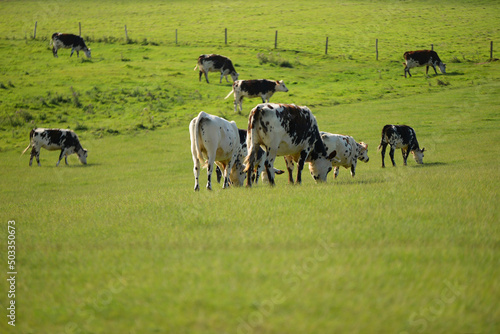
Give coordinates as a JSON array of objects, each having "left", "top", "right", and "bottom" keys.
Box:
[
  {"left": 79, "top": 22, "right": 82, "bottom": 37},
  {"left": 275, "top": 30, "right": 278, "bottom": 49},
  {"left": 33, "top": 21, "right": 37, "bottom": 39},
  {"left": 376, "top": 38, "right": 379, "bottom": 60},
  {"left": 124, "top": 25, "right": 128, "bottom": 42},
  {"left": 431, "top": 44, "right": 434, "bottom": 51},
  {"left": 490, "top": 41, "right": 493, "bottom": 60},
  {"left": 325, "top": 37, "right": 329, "bottom": 55},
  {"left": 225, "top": 28, "right": 227, "bottom": 45},
  {"left": 176, "top": 29, "right": 178, "bottom": 45}
]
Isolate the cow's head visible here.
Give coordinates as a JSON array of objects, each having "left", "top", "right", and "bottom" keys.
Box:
[
  {"left": 438, "top": 62, "right": 446, "bottom": 74},
  {"left": 84, "top": 48, "right": 91, "bottom": 58},
  {"left": 230, "top": 72, "right": 239, "bottom": 82},
  {"left": 308, "top": 156, "right": 332, "bottom": 183},
  {"left": 276, "top": 80, "right": 289, "bottom": 92},
  {"left": 411, "top": 147, "right": 425, "bottom": 164},
  {"left": 77, "top": 148, "right": 88, "bottom": 165},
  {"left": 357, "top": 142, "right": 369, "bottom": 163}
]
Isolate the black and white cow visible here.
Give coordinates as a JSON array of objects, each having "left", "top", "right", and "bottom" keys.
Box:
[
  {"left": 22, "top": 128, "right": 88, "bottom": 166},
  {"left": 225, "top": 79, "right": 289, "bottom": 113},
  {"left": 313, "top": 132, "right": 369, "bottom": 179},
  {"left": 403, "top": 50, "right": 446, "bottom": 78},
  {"left": 245, "top": 103, "right": 332, "bottom": 186},
  {"left": 189, "top": 111, "right": 246, "bottom": 191},
  {"left": 51, "top": 33, "right": 91, "bottom": 58},
  {"left": 194, "top": 54, "right": 238, "bottom": 84},
  {"left": 378, "top": 125, "right": 425, "bottom": 167}
]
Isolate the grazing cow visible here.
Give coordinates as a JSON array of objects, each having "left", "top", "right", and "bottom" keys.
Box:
[
  {"left": 189, "top": 111, "right": 245, "bottom": 191},
  {"left": 22, "top": 128, "right": 88, "bottom": 166},
  {"left": 313, "top": 132, "right": 369, "bottom": 179},
  {"left": 403, "top": 50, "right": 446, "bottom": 78},
  {"left": 194, "top": 54, "right": 238, "bottom": 84},
  {"left": 378, "top": 125, "right": 425, "bottom": 167},
  {"left": 215, "top": 129, "right": 284, "bottom": 184},
  {"left": 245, "top": 103, "right": 332, "bottom": 186},
  {"left": 51, "top": 33, "right": 91, "bottom": 58},
  {"left": 225, "top": 79, "right": 289, "bottom": 113}
]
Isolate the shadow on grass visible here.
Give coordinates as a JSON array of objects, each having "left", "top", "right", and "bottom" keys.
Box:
[{"left": 411, "top": 161, "right": 448, "bottom": 168}]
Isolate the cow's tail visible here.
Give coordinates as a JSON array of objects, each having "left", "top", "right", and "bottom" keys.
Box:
[
  {"left": 243, "top": 107, "right": 260, "bottom": 173},
  {"left": 193, "top": 64, "right": 198, "bottom": 71},
  {"left": 193, "top": 111, "right": 207, "bottom": 165},
  {"left": 378, "top": 125, "right": 390, "bottom": 151},
  {"left": 21, "top": 129, "right": 35, "bottom": 155},
  {"left": 224, "top": 87, "right": 234, "bottom": 99}
]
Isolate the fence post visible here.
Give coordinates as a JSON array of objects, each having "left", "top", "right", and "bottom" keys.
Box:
[
  {"left": 225, "top": 28, "right": 227, "bottom": 45},
  {"left": 275, "top": 30, "right": 278, "bottom": 49},
  {"left": 431, "top": 44, "right": 434, "bottom": 51},
  {"left": 376, "top": 38, "right": 379, "bottom": 60},
  {"left": 79, "top": 22, "right": 81, "bottom": 37},
  {"left": 490, "top": 41, "right": 493, "bottom": 60},
  {"left": 33, "top": 21, "right": 37, "bottom": 39},
  {"left": 175, "top": 29, "right": 178, "bottom": 45},
  {"left": 325, "top": 37, "right": 329, "bottom": 55},
  {"left": 124, "top": 25, "right": 128, "bottom": 42}
]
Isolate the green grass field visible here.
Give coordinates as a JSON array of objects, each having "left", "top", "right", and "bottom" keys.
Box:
[{"left": 0, "top": 0, "right": 499, "bottom": 333}]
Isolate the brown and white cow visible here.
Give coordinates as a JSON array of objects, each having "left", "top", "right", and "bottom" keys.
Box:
[
  {"left": 189, "top": 111, "right": 246, "bottom": 191},
  {"left": 245, "top": 103, "right": 332, "bottom": 186},
  {"left": 378, "top": 124, "right": 425, "bottom": 167},
  {"left": 403, "top": 50, "right": 446, "bottom": 78},
  {"left": 311, "top": 132, "right": 369, "bottom": 179},
  {"left": 51, "top": 33, "right": 91, "bottom": 58},
  {"left": 225, "top": 79, "right": 289, "bottom": 113},
  {"left": 194, "top": 54, "right": 238, "bottom": 84},
  {"left": 22, "top": 128, "right": 88, "bottom": 166}
]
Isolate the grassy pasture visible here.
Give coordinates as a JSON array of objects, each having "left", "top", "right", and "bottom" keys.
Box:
[{"left": 0, "top": 0, "right": 499, "bottom": 333}]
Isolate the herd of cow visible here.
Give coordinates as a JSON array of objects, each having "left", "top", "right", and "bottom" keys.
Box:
[
  {"left": 190, "top": 53, "right": 428, "bottom": 190},
  {"left": 22, "top": 34, "right": 439, "bottom": 191}
]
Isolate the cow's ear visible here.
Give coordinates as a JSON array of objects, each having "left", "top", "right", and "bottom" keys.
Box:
[
  {"left": 421, "top": 147, "right": 425, "bottom": 153},
  {"left": 360, "top": 142, "right": 368, "bottom": 150},
  {"left": 327, "top": 150, "right": 337, "bottom": 161}
]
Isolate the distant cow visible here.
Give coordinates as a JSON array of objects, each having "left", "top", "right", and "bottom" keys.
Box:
[
  {"left": 245, "top": 103, "right": 332, "bottom": 186},
  {"left": 22, "top": 128, "right": 88, "bottom": 166},
  {"left": 51, "top": 33, "right": 91, "bottom": 58},
  {"left": 194, "top": 54, "right": 238, "bottom": 84},
  {"left": 403, "top": 50, "right": 446, "bottom": 78},
  {"left": 189, "top": 111, "right": 245, "bottom": 191},
  {"left": 378, "top": 125, "right": 425, "bottom": 167},
  {"left": 316, "top": 132, "right": 369, "bottom": 179},
  {"left": 225, "top": 79, "right": 289, "bottom": 113}
]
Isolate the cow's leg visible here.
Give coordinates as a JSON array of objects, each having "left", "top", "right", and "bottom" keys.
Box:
[
  {"left": 70, "top": 48, "right": 74, "bottom": 57},
  {"left": 264, "top": 149, "right": 278, "bottom": 186},
  {"left": 203, "top": 71, "right": 209, "bottom": 83},
  {"left": 295, "top": 150, "right": 309, "bottom": 184},
  {"left": 284, "top": 156, "right": 295, "bottom": 184},
  {"left": 193, "top": 158, "right": 201, "bottom": 191},
  {"left": 380, "top": 143, "right": 387, "bottom": 168},
  {"left": 206, "top": 159, "right": 215, "bottom": 190},
  {"left": 425, "top": 65, "right": 429, "bottom": 74},
  {"left": 350, "top": 161, "right": 357, "bottom": 177},
  {"left": 389, "top": 146, "right": 396, "bottom": 167},
  {"left": 334, "top": 166, "right": 340, "bottom": 178},
  {"left": 29, "top": 147, "right": 38, "bottom": 166},
  {"left": 56, "top": 148, "right": 67, "bottom": 166},
  {"left": 198, "top": 71, "right": 203, "bottom": 82},
  {"left": 402, "top": 148, "right": 409, "bottom": 166},
  {"left": 53, "top": 47, "right": 58, "bottom": 58},
  {"left": 431, "top": 64, "right": 438, "bottom": 75}
]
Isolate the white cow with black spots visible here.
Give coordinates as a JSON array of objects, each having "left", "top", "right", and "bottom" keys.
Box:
[{"left": 189, "top": 111, "right": 245, "bottom": 191}]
